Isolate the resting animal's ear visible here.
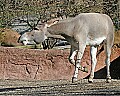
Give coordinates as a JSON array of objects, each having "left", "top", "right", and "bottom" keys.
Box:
[{"left": 46, "top": 20, "right": 59, "bottom": 27}]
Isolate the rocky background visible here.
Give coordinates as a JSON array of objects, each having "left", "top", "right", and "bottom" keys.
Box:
[{"left": 0, "top": 46, "right": 120, "bottom": 81}]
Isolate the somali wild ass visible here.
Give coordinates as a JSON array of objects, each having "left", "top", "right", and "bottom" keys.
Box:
[{"left": 19, "top": 13, "right": 114, "bottom": 83}]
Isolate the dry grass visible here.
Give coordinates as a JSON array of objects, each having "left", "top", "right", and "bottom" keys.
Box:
[{"left": 0, "top": 28, "right": 21, "bottom": 46}]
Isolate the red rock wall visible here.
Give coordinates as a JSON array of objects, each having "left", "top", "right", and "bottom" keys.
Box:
[{"left": 0, "top": 47, "right": 120, "bottom": 81}]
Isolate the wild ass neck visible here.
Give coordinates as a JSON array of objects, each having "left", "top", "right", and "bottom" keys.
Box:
[{"left": 47, "top": 20, "right": 74, "bottom": 36}]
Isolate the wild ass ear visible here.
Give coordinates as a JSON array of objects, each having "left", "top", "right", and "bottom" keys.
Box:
[{"left": 46, "top": 20, "right": 59, "bottom": 27}]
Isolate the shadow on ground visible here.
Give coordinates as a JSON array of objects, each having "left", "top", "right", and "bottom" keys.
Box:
[{"left": 85, "top": 56, "right": 120, "bottom": 79}]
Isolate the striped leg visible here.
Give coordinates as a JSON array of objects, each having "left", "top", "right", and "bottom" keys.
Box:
[{"left": 72, "top": 44, "right": 86, "bottom": 83}]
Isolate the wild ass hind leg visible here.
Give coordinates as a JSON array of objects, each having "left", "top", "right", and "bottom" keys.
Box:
[
  {"left": 72, "top": 44, "right": 86, "bottom": 83},
  {"left": 88, "top": 46, "right": 97, "bottom": 83},
  {"left": 105, "top": 29, "right": 114, "bottom": 83},
  {"left": 104, "top": 42, "right": 112, "bottom": 83},
  {"left": 69, "top": 45, "right": 88, "bottom": 73}
]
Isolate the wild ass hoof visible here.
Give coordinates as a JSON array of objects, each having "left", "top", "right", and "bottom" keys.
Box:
[
  {"left": 72, "top": 77, "right": 78, "bottom": 83},
  {"left": 106, "top": 76, "right": 111, "bottom": 83},
  {"left": 88, "top": 77, "right": 93, "bottom": 83}
]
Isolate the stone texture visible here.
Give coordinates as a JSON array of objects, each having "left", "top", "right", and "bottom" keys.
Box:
[{"left": 0, "top": 46, "right": 120, "bottom": 81}]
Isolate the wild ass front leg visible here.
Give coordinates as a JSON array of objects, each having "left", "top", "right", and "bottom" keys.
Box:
[
  {"left": 72, "top": 44, "right": 86, "bottom": 83},
  {"left": 69, "top": 46, "right": 77, "bottom": 65},
  {"left": 69, "top": 46, "right": 88, "bottom": 73},
  {"left": 88, "top": 46, "right": 97, "bottom": 83}
]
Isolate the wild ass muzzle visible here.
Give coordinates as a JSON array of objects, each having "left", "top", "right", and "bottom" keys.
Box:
[{"left": 19, "top": 13, "right": 114, "bottom": 83}]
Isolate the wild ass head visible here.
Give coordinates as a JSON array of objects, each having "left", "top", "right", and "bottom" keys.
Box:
[{"left": 18, "top": 23, "right": 48, "bottom": 45}]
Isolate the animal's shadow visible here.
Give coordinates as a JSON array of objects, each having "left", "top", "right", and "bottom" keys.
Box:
[{"left": 85, "top": 56, "right": 120, "bottom": 79}]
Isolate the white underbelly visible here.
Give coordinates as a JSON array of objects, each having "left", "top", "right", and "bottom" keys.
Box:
[{"left": 86, "top": 37, "right": 106, "bottom": 46}]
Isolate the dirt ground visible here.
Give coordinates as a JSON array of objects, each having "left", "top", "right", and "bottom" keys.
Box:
[{"left": 0, "top": 79, "right": 120, "bottom": 95}]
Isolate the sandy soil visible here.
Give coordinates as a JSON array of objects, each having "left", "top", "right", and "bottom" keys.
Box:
[{"left": 0, "top": 79, "right": 120, "bottom": 95}]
